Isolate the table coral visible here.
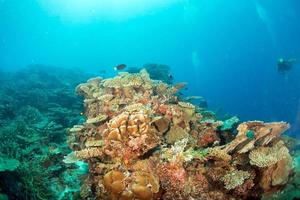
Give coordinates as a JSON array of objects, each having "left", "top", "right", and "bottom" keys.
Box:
[
  {"left": 68, "top": 69, "right": 294, "bottom": 200},
  {"left": 224, "top": 121, "right": 290, "bottom": 153}
]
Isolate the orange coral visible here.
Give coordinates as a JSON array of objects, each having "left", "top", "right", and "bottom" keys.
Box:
[
  {"left": 131, "top": 172, "right": 160, "bottom": 200},
  {"left": 103, "top": 170, "right": 160, "bottom": 200},
  {"left": 103, "top": 170, "right": 126, "bottom": 196},
  {"left": 103, "top": 110, "right": 159, "bottom": 164}
]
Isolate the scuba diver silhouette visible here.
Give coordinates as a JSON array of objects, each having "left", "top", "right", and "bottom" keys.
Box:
[{"left": 277, "top": 58, "right": 296, "bottom": 73}]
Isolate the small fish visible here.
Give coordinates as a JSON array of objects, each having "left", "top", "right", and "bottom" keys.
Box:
[
  {"left": 168, "top": 74, "right": 173, "bottom": 79},
  {"left": 185, "top": 96, "right": 203, "bottom": 101},
  {"left": 114, "top": 64, "right": 126, "bottom": 71},
  {"left": 174, "top": 82, "right": 187, "bottom": 90}
]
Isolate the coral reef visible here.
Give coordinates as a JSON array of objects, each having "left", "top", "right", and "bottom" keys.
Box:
[
  {"left": 0, "top": 65, "right": 91, "bottom": 199},
  {"left": 68, "top": 69, "right": 296, "bottom": 199},
  {"left": 224, "top": 121, "right": 290, "bottom": 153},
  {"left": 261, "top": 137, "right": 300, "bottom": 200},
  {"left": 126, "top": 63, "right": 173, "bottom": 84}
]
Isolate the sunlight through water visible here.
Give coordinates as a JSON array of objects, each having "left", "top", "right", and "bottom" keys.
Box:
[{"left": 39, "top": 0, "right": 183, "bottom": 22}]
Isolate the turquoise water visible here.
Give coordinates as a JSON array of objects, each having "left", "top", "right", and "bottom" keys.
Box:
[{"left": 0, "top": 0, "right": 300, "bottom": 199}]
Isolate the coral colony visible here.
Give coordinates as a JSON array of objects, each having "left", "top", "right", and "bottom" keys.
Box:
[{"left": 66, "top": 69, "right": 296, "bottom": 200}]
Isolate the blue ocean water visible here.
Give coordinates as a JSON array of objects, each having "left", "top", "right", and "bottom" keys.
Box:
[
  {"left": 1, "top": 0, "right": 300, "bottom": 135},
  {"left": 0, "top": 0, "right": 300, "bottom": 199}
]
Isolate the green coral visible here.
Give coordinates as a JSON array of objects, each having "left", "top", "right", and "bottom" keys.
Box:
[
  {"left": 184, "top": 148, "right": 209, "bottom": 161},
  {"left": 0, "top": 157, "right": 20, "bottom": 172},
  {"left": 220, "top": 116, "right": 239, "bottom": 131},
  {"left": 246, "top": 130, "right": 255, "bottom": 139},
  {"left": 0, "top": 193, "right": 8, "bottom": 200}
]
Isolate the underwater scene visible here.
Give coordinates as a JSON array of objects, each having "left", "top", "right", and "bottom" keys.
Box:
[{"left": 1, "top": 0, "right": 300, "bottom": 200}]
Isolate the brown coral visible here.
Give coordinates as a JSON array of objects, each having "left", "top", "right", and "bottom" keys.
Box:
[
  {"left": 249, "top": 141, "right": 290, "bottom": 168},
  {"left": 151, "top": 116, "right": 170, "bottom": 135},
  {"left": 224, "top": 121, "right": 290, "bottom": 154},
  {"left": 259, "top": 143, "right": 293, "bottom": 191},
  {"left": 207, "top": 147, "right": 232, "bottom": 162},
  {"left": 86, "top": 114, "right": 108, "bottom": 125},
  {"left": 178, "top": 101, "right": 196, "bottom": 117},
  {"left": 76, "top": 77, "right": 102, "bottom": 98},
  {"left": 103, "top": 170, "right": 126, "bottom": 195},
  {"left": 75, "top": 147, "right": 103, "bottom": 159},
  {"left": 131, "top": 172, "right": 160, "bottom": 200},
  {"left": 197, "top": 128, "right": 219, "bottom": 147},
  {"left": 165, "top": 125, "right": 188, "bottom": 144},
  {"left": 221, "top": 170, "right": 251, "bottom": 190},
  {"left": 102, "top": 170, "right": 160, "bottom": 200}
]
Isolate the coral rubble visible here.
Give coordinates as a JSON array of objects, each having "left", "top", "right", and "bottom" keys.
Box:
[{"left": 69, "top": 70, "right": 295, "bottom": 199}]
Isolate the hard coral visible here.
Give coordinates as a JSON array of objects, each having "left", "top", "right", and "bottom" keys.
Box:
[
  {"left": 165, "top": 125, "right": 188, "bottom": 144},
  {"left": 249, "top": 141, "right": 290, "bottom": 168},
  {"left": 221, "top": 170, "right": 251, "bottom": 190},
  {"left": 103, "top": 170, "right": 160, "bottom": 200},
  {"left": 131, "top": 171, "right": 160, "bottom": 200},
  {"left": 259, "top": 143, "right": 293, "bottom": 191},
  {"left": 68, "top": 69, "right": 294, "bottom": 200},
  {"left": 207, "top": 147, "right": 232, "bottom": 162},
  {"left": 103, "top": 170, "right": 125, "bottom": 195},
  {"left": 224, "top": 121, "right": 290, "bottom": 153},
  {"left": 157, "top": 161, "right": 188, "bottom": 199},
  {"left": 75, "top": 147, "right": 103, "bottom": 159},
  {"left": 103, "top": 109, "right": 159, "bottom": 164}
]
